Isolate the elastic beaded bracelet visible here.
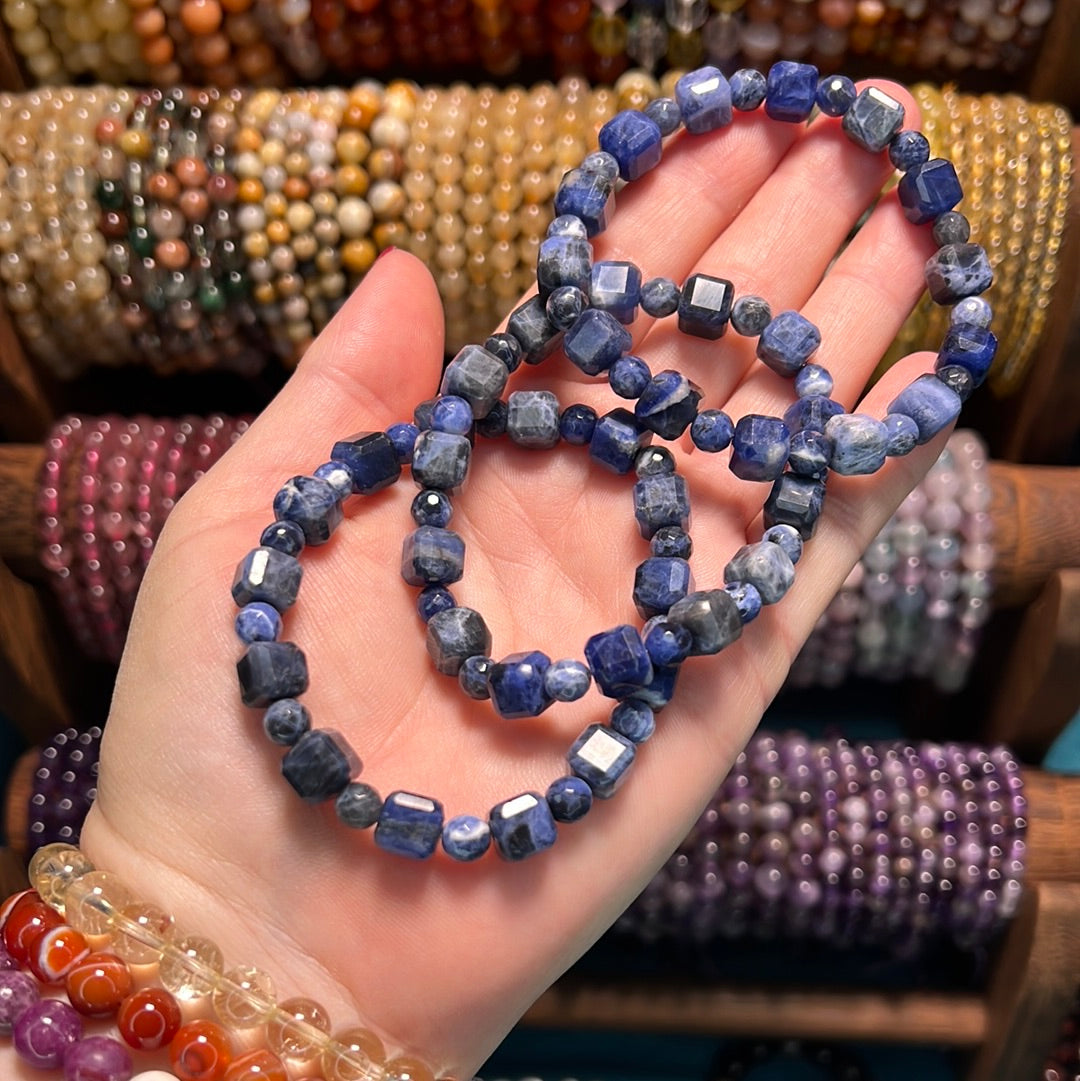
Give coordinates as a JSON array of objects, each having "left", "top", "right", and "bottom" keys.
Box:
[{"left": 231, "top": 62, "right": 997, "bottom": 867}]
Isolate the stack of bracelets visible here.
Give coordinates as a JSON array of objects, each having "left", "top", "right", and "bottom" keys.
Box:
[{"left": 27, "top": 727, "right": 103, "bottom": 856}]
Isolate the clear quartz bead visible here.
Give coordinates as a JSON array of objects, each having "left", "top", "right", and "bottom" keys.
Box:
[
  {"left": 158, "top": 934, "right": 225, "bottom": 1000},
  {"left": 267, "top": 996, "right": 332, "bottom": 1062},
  {"left": 61, "top": 870, "right": 132, "bottom": 935},
  {"left": 322, "top": 1026, "right": 387, "bottom": 1081},
  {"left": 627, "top": 12, "right": 668, "bottom": 69},
  {"left": 27, "top": 843, "right": 94, "bottom": 909},
  {"left": 666, "top": 0, "right": 708, "bottom": 31},
  {"left": 111, "top": 901, "right": 174, "bottom": 965},
  {"left": 213, "top": 964, "right": 277, "bottom": 1029}
]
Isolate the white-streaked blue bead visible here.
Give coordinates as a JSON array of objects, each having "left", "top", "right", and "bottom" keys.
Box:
[
  {"left": 546, "top": 776, "right": 593, "bottom": 822},
  {"left": 411, "top": 430, "right": 471, "bottom": 492},
  {"left": 640, "top": 277, "right": 680, "bottom": 317},
  {"left": 950, "top": 296, "right": 992, "bottom": 328},
  {"left": 385, "top": 422, "right": 420, "bottom": 464},
  {"left": 763, "top": 473, "right": 826, "bottom": 539},
  {"left": 439, "top": 344, "right": 508, "bottom": 419},
  {"left": 564, "top": 308, "right": 632, "bottom": 375},
  {"left": 431, "top": 395, "right": 475, "bottom": 435},
  {"left": 235, "top": 601, "right": 282, "bottom": 644},
  {"left": 590, "top": 260, "right": 642, "bottom": 324},
  {"left": 887, "top": 374, "right": 962, "bottom": 444},
  {"left": 590, "top": 408, "right": 652, "bottom": 474},
  {"left": 336, "top": 782, "right": 382, "bottom": 829},
  {"left": 536, "top": 234, "right": 592, "bottom": 299},
  {"left": 488, "top": 651, "right": 553, "bottom": 718},
  {"left": 925, "top": 243, "right": 994, "bottom": 304},
  {"left": 824, "top": 413, "right": 889, "bottom": 475},
  {"left": 883, "top": 413, "right": 920, "bottom": 456},
  {"left": 273, "top": 475, "right": 342, "bottom": 546},
  {"left": 675, "top": 66, "right": 733, "bottom": 134},
  {"left": 609, "top": 355, "right": 652, "bottom": 398},
  {"left": 730, "top": 414, "right": 790, "bottom": 482},
  {"left": 400, "top": 525, "right": 465, "bottom": 586},
  {"left": 263, "top": 698, "right": 310, "bottom": 746},
  {"left": 635, "top": 370, "right": 703, "bottom": 439},
  {"left": 584, "top": 625, "right": 653, "bottom": 698},
  {"left": 724, "top": 580, "right": 763, "bottom": 623},
  {"left": 794, "top": 364, "right": 834, "bottom": 399},
  {"left": 690, "top": 409, "right": 734, "bottom": 452},
  {"left": 598, "top": 109, "right": 663, "bottom": 181},
  {"left": 841, "top": 86, "right": 905, "bottom": 152},
  {"left": 644, "top": 96, "right": 682, "bottom": 135},
  {"left": 543, "top": 658, "right": 592, "bottom": 702},
  {"left": 567, "top": 724, "right": 636, "bottom": 799},
  {"left": 765, "top": 60, "right": 818, "bottom": 122},
  {"left": 442, "top": 815, "right": 491, "bottom": 862},
  {"left": 232, "top": 547, "right": 302, "bottom": 611},
  {"left": 546, "top": 214, "right": 588, "bottom": 239},
  {"left": 763, "top": 523, "right": 803, "bottom": 565},
  {"left": 425, "top": 605, "right": 490, "bottom": 675},
  {"left": 730, "top": 68, "right": 767, "bottom": 111},
  {"left": 665, "top": 589, "right": 742, "bottom": 655},
  {"left": 787, "top": 430, "right": 831, "bottom": 478},
  {"left": 489, "top": 792, "right": 557, "bottom": 860},
  {"left": 375, "top": 791, "right": 443, "bottom": 860},
  {"left": 458, "top": 654, "right": 493, "bottom": 699},
  {"left": 332, "top": 430, "right": 402, "bottom": 491},
  {"left": 610, "top": 699, "right": 655, "bottom": 744},
  {"left": 642, "top": 616, "right": 693, "bottom": 666},
  {"left": 633, "top": 556, "right": 692, "bottom": 618},
  {"left": 724, "top": 541, "right": 796, "bottom": 604},
  {"left": 898, "top": 159, "right": 964, "bottom": 224},
  {"left": 507, "top": 390, "right": 561, "bottom": 449},
  {"left": 633, "top": 473, "right": 690, "bottom": 539},
  {"left": 757, "top": 310, "right": 821, "bottom": 376},
  {"left": 559, "top": 403, "right": 597, "bottom": 445},
  {"left": 313, "top": 461, "right": 354, "bottom": 500}
]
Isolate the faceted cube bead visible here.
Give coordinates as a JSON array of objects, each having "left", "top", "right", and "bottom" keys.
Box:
[
  {"left": 507, "top": 390, "right": 561, "bottom": 449},
  {"left": 633, "top": 473, "right": 690, "bottom": 539},
  {"left": 281, "top": 729, "right": 358, "bottom": 803},
  {"left": 439, "top": 344, "right": 508, "bottom": 420},
  {"left": 568, "top": 724, "right": 636, "bottom": 798},
  {"left": 553, "top": 166, "right": 615, "bottom": 237},
  {"left": 564, "top": 309, "right": 632, "bottom": 376},
  {"left": 489, "top": 793, "right": 557, "bottom": 861},
  {"left": 584, "top": 624, "right": 653, "bottom": 698},
  {"left": 507, "top": 295, "right": 564, "bottom": 365},
  {"left": 611, "top": 700, "right": 655, "bottom": 744},
  {"left": 633, "top": 557, "right": 692, "bottom": 618},
  {"left": 598, "top": 109, "right": 663, "bottom": 181},
  {"left": 730, "top": 415, "right": 790, "bottom": 482},
  {"left": 816, "top": 74, "right": 856, "bottom": 117},
  {"left": 787, "top": 430, "right": 831, "bottom": 479},
  {"left": 764, "top": 473, "right": 826, "bottom": 539},
  {"left": 374, "top": 792, "right": 443, "bottom": 860},
  {"left": 536, "top": 235, "right": 592, "bottom": 299},
  {"left": 273, "top": 475, "right": 342, "bottom": 546},
  {"left": 543, "top": 658, "right": 591, "bottom": 701},
  {"left": 730, "top": 67, "right": 767, "bottom": 111},
  {"left": 925, "top": 243, "right": 993, "bottom": 304},
  {"left": 488, "top": 651, "right": 553, "bottom": 718},
  {"left": 897, "top": 159, "right": 964, "bottom": 224},
  {"left": 235, "top": 602, "right": 281, "bottom": 644},
  {"left": 425, "top": 606, "right": 491, "bottom": 675},
  {"left": 840, "top": 86, "right": 905, "bottom": 152},
  {"left": 640, "top": 277, "right": 680, "bottom": 317},
  {"left": 330, "top": 431, "right": 401, "bottom": 494},
  {"left": 635, "top": 370, "right": 703, "bottom": 439},
  {"left": 757, "top": 310, "right": 821, "bottom": 377},
  {"left": 233, "top": 548, "right": 303, "bottom": 613},
  {"left": 559, "top": 403, "right": 597, "bottom": 445},
  {"left": 783, "top": 395, "right": 845, "bottom": 435},
  {"left": 591, "top": 260, "right": 642, "bottom": 324},
  {"left": 674, "top": 66, "right": 733, "bottom": 134},
  {"left": 411, "top": 430, "right": 471, "bottom": 492},
  {"left": 883, "top": 413, "right": 920, "bottom": 456},
  {"left": 765, "top": 60, "right": 819, "bottom": 122},
  {"left": 824, "top": 413, "right": 889, "bottom": 475},
  {"left": 936, "top": 325, "right": 998, "bottom": 387},
  {"left": 546, "top": 776, "right": 593, "bottom": 822},
  {"left": 237, "top": 641, "right": 308, "bottom": 707},
  {"left": 888, "top": 374, "right": 962, "bottom": 444},
  {"left": 336, "top": 782, "right": 383, "bottom": 829},
  {"left": 441, "top": 816, "right": 491, "bottom": 862},
  {"left": 590, "top": 409, "right": 653, "bottom": 474},
  {"left": 724, "top": 541, "right": 796, "bottom": 604},
  {"left": 400, "top": 526, "right": 465, "bottom": 586},
  {"left": 666, "top": 589, "right": 742, "bottom": 655},
  {"left": 677, "top": 273, "right": 734, "bottom": 339}
]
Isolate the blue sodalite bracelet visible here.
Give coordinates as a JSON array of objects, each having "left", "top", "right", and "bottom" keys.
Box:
[{"left": 230, "top": 61, "right": 996, "bottom": 866}]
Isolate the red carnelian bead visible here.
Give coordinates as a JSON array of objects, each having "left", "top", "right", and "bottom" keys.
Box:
[
  {"left": 0, "top": 889, "right": 36, "bottom": 931},
  {"left": 223, "top": 1048, "right": 288, "bottom": 1080},
  {"left": 2, "top": 896, "right": 64, "bottom": 965},
  {"left": 117, "top": 986, "right": 183, "bottom": 1050},
  {"left": 170, "top": 1019, "right": 233, "bottom": 1081},
  {"left": 65, "top": 952, "right": 133, "bottom": 1016},
  {"left": 27, "top": 924, "right": 89, "bottom": 984}
]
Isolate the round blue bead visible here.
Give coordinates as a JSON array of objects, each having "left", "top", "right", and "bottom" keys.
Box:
[
  {"left": 816, "top": 74, "right": 856, "bottom": 117},
  {"left": 386, "top": 421, "right": 421, "bottom": 462},
  {"left": 609, "top": 355, "right": 652, "bottom": 399},
  {"left": 794, "top": 364, "right": 834, "bottom": 399},
  {"left": 724, "top": 581, "right": 763, "bottom": 623},
  {"left": 640, "top": 277, "right": 680, "bottom": 317},
  {"left": 730, "top": 68, "right": 767, "bottom": 111},
  {"left": 950, "top": 296, "right": 992, "bottom": 329},
  {"left": 936, "top": 364, "right": 975, "bottom": 403},
  {"left": 559, "top": 403, "right": 597, "bottom": 445},
  {"left": 335, "top": 782, "right": 382, "bottom": 829},
  {"left": 235, "top": 601, "right": 282, "bottom": 644},
  {"left": 413, "top": 398, "right": 437, "bottom": 431},
  {"left": 546, "top": 214, "right": 588, "bottom": 239},
  {"left": 546, "top": 776, "right": 593, "bottom": 822},
  {"left": 650, "top": 526, "right": 692, "bottom": 559},
  {"left": 889, "top": 129, "right": 931, "bottom": 171},
  {"left": 442, "top": 815, "right": 491, "bottom": 861},
  {"left": 431, "top": 395, "right": 474, "bottom": 435},
  {"left": 263, "top": 698, "right": 311, "bottom": 746},
  {"left": 411, "top": 489, "right": 453, "bottom": 528},
  {"left": 634, "top": 445, "right": 676, "bottom": 476},
  {"left": 643, "top": 617, "right": 693, "bottom": 666},
  {"left": 763, "top": 523, "right": 803, "bottom": 565},
  {"left": 543, "top": 658, "right": 592, "bottom": 702},
  {"left": 313, "top": 461, "right": 354, "bottom": 500},
  {"left": 883, "top": 412, "right": 920, "bottom": 456},
  {"left": 259, "top": 520, "right": 305, "bottom": 556},
  {"left": 484, "top": 331, "right": 524, "bottom": 373},
  {"left": 933, "top": 211, "right": 971, "bottom": 247},
  {"left": 611, "top": 699, "right": 656, "bottom": 744},
  {"left": 788, "top": 429, "right": 832, "bottom": 478},
  {"left": 580, "top": 150, "right": 620, "bottom": 181},
  {"left": 691, "top": 409, "right": 734, "bottom": 452},
  {"left": 644, "top": 96, "right": 682, "bottom": 136},
  {"left": 546, "top": 285, "right": 590, "bottom": 331},
  {"left": 458, "top": 654, "right": 493, "bottom": 700},
  {"left": 417, "top": 585, "right": 456, "bottom": 622}
]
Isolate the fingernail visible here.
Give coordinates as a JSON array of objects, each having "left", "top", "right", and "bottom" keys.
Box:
[{"left": 376, "top": 245, "right": 397, "bottom": 261}]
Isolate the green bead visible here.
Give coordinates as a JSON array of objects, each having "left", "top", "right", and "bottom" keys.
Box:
[
  {"left": 130, "top": 225, "right": 153, "bottom": 258},
  {"left": 198, "top": 283, "right": 226, "bottom": 313},
  {"left": 96, "top": 178, "right": 124, "bottom": 210}
]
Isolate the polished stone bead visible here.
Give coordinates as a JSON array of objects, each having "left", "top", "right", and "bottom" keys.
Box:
[
  {"left": 546, "top": 285, "right": 589, "bottom": 331},
  {"left": 933, "top": 211, "right": 971, "bottom": 247},
  {"left": 564, "top": 308, "right": 632, "bottom": 375},
  {"left": 414, "top": 398, "right": 438, "bottom": 430},
  {"left": 374, "top": 792, "right": 443, "bottom": 859},
  {"left": 763, "top": 523, "right": 803, "bottom": 565},
  {"left": 439, "top": 344, "right": 508, "bottom": 419},
  {"left": 553, "top": 166, "right": 615, "bottom": 237},
  {"left": 313, "top": 461, "right": 354, "bottom": 500},
  {"left": 730, "top": 414, "right": 790, "bottom": 482},
  {"left": 489, "top": 793, "right": 557, "bottom": 860},
  {"left": 590, "top": 409, "right": 653, "bottom": 474},
  {"left": 537, "top": 234, "right": 592, "bottom": 299},
  {"left": 559, "top": 403, "right": 597, "bottom": 445},
  {"left": 484, "top": 332, "right": 524, "bottom": 374},
  {"left": 640, "top": 277, "right": 680, "bottom": 317},
  {"left": 507, "top": 295, "right": 564, "bottom": 364},
  {"left": 642, "top": 617, "right": 692, "bottom": 666},
  {"left": 232, "top": 547, "right": 302, "bottom": 611},
  {"left": 543, "top": 658, "right": 591, "bottom": 702},
  {"left": 678, "top": 273, "right": 734, "bottom": 339},
  {"left": 787, "top": 430, "right": 831, "bottom": 479},
  {"left": 936, "top": 365, "right": 975, "bottom": 402},
  {"left": 336, "top": 782, "right": 382, "bottom": 829},
  {"left": 584, "top": 624, "right": 653, "bottom": 698},
  {"left": 794, "top": 364, "right": 833, "bottom": 398},
  {"left": 950, "top": 295, "right": 992, "bottom": 328},
  {"left": 416, "top": 584, "right": 455, "bottom": 622},
  {"left": 724, "top": 580, "right": 762, "bottom": 623},
  {"left": 650, "top": 525, "right": 692, "bottom": 559},
  {"left": 385, "top": 422, "right": 420, "bottom": 463},
  {"left": 411, "top": 489, "right": 453, "bottom": 528},
  {"left": 591, "top": 261, "right": 642, "bottom": 324},
  {"left": 783, "top": 394, "right": 845, "bottom": 434},
  {"left": 633, "top": 473, "right": 690, "bottom": 539},
  {"left": 644, "top": 96, "right": 682, "bottom": 135},
  {"left": 690, "top": 409, "right": 734, "bottom": 452},
  {"left": 263, "top": 698, "right": 310, "bottom": 746},
  {"left": 635, "top": 370, "right": 703, "bottom": 439},
  {"left": 730, "top": 67, "right": 767, "bottom": 111},
  {"left": 666, "top": 589, "right": 742, "bottom": 655},
  {"left": 259, "top": 520, "right": 305, "bottom": 557},
  {"left": 547, "top": 213, "right": 589, "bottom": 239},
  {"left": 635, "top": 445, "right": 676, "bottom": 476},
  {"left": 458, "top": 654, "right": 493, "bottom": 699},
  {"left": 825, "top": 413, "right": 889, "bottom": 475},
  {"left": 841, "top": 86, "right": 905, "bottom": 152},
  {"left": 609, "top": 355, "right": 652, "bottom": 398},
  {"left": 816, "top": 74, "right": 856, "bottom": 117},
  {"left": 238, "top": 641, "right": 308, "bottom": 707},
  {"left": 431, "top": 395, "right": 474, "bottom": 435},
  {"left": 568, "top": 724, "right": 636, "bottom": 798},
  {"left": 581, "top": 150, "right": 620, "bottom": 181},
  {"left": 235, "top": 602, "right": 281, "bottom": 644},
  {"left": 730, "top": 295, "right": 772, "bottom": 336},
  {"left": 425, "top": 605, "right": 490, "bottom": 675},
  {"left": 546, "top": 776, "right": 593, "bottom": 822},
  {"left": 411, "top": 430, "right": 471, "bottom": 492},
  {"left": 925, "top": 243, "right": 993, "bottom": 304},
  {"left": 763, "top": 473, "right": 826, "bottom": 539},
  {"left": 757, "top": 310, "right": 821, "bottom": 376},
  {"left": 273, "top": 476, "right": 342, "bottom": 546},
  {"left": 331, "top": 431, "right": 401, "bottom": 493},
  {"left": 936, "top": 324, "right": 998, "bottom": 386},
  {"left": 765, "top": 60, "right": 818, "bottom": 122},
  {"left": 628, "top": 663, "right": 680, "bottom": 710},
  {"left": 488, "top": 651, "right": 552, "bottom": 718},
  {"left": 611, "top": 699, "right": 655, "bottom": 743},
  {"left": 281, "top": 729, "right": 357, "bottom": 803},
  {"left": 401, "top": 526, "right": 465, "bottom": 587},
  {"left": 898, "top": 159, "right": 964, "bottom": 224},
  {"left": 507, "top": 390, "right": 561, "bottom": 449},
  {"left": 675, "top": 66, "right": 732, "bottom": 134},
  {"left": 476, "top": 400, "right": 508, "bottom": 439},
  {"left": 889, "top": 129, "right": 931, "bottom": 171},
  {"left": 883, "top": 413, "right": 919, "bottom": 456},
  {"left": 598, "top": 109, "right": 663, "bottom": 181},
  {"left": 12, "top": 999, "right": 81, "bottom": 1068},
  {"left": 888, "top": 374, "right": 962, "bottom": 443},
  {"left": 633, "top": 557, "right": 692, "bottom": 618},
  {"left": 441, "top": 816, "right": 491, "bottom": 862},
  {"left": 725, "top": 540, "right": 795, "bottom": 604}
]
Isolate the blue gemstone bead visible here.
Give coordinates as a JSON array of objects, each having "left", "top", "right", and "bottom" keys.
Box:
[
  {"left": 611, "top": 699, "right": 655, "bottom": 744},
  {"left": 824, "top": 413, "right": 889, "bottom": 475},
  {"left": 933, "top": 211, "right": 971, "bottom": 247},
  {"left": 400, "top": 525, "right": 465, "bottom": 586},
  {"left": 783, "top": 394, "right": 845, "bottom": 435},
  {"left": 568, "top": 724, "right": 636, "bottom": 798},
  {"left": 633, "top": 556, "right": 692, "bottom": 618},
  {"left": 590, "top": 408, "right": 652, "bottom": 474},
  {"left": 763, "top": 523, "right": 803, "bottom": 565},
  {"left": 313, "top": 461, "right": 354, "bottom": 500},
  {"left": 507, "top": 295, "right": 564, "bottom": 364},
  {"left": 331, "top": 431, "right": 402, "bottom": 493},
  {"left": 336, "top": 782, "right": 382, "bottom": 829},
  {"left": 413, "top": 398, "right": 437, "bottom": 431},
  {"left": 950, "top": 296, "right": 992, "bottom": 329},
  {"left": 644, "top": 96, "right": 681, "bottom": 135},
  {"left": 281, "top": 729, "right": 357, "bottom": 803},
  {"left": 763, "top": 473, "right": 826, "bottom": 539},
  {"left": 546, "top": 285, "right": 589, "bottom": 331},
  {"left": 598, "top": 109, "right": 663, "bottom": 181},
  {"left": 543, "top": 658, "right": 592, "bottom": 702},
  {"left": 439, "top": 344, "right": 508, "bottom": 419},
  {"left": 840, "top": 86, "right": 905, "bottom": 152},
  {"left": 609, "top": 355, "right": 652, "bottom": 399},
  {"left": 385, "top": 422, "right": 420, "bottom": 464},
  {"left": 259, "top": 520, "right": 305, "bottom": 557},
  {"left": 635, "top": 446, "right": 676, "bottom": 476},
  {"left": 633, "top": 473, "right": 690, "bottom": 539},
  {"left": 547, "top": 213, "right": 588, "bottom": 239},
  {"left": 546, "top": 776, "right": 593, "bottom": 822},
  {"left": 650, "top": 525, "right": 692, "bottom": 559},
  {"left": 888, "top": 374, "right": 963, "bottom": 444},
  {"left": 635, "top": 370, "right": 703, "bottom": 439},
  {"left": 936, "top": 324, "right": 998, "bottom": 387},
  {"left": 665, "top": 589, "right": 742, "bottom": 655},
  {"left": 883, "top": 413, "right": 920, "bottom": 456},
  {"left": 730, "top": 414, "right": 790, "bottom": 482},
  {"left": 757, "top": 310, "right": 821, "bottom": 377},
  {"left": 584, "top": 624, "right": 653, "bottom": 698},
  {"left": 484, "top": 331, "right": 524, "bottom": 372},
  {"left": 816, "top": 74, "right": 856, "bottom": 117},
  {"left": 263, "top": 698, "right": 310, "bottom": 746},
  {"left": 431, "top": 395, "right": 474, "bottom": 435},
  {"left": 553, "top": 166, "right": 615, "bottom": 237},
  {"left": 628, "top": 663, "right": 680, "bottom": 711},
  {"left": 416, "top": 585, "right": 456, "bottom": 622},
  {"left": 889, "top": 130, "right": 931, "bottom": 171},
  {"left": 475, "top": 400, "right": 508, "bottom": 439},
  {"left": 674, "top": 66, "right": 732, "bottom": 134},
  {"left": 375, "top": 791, "right": 443, "bottom": 860},
  {"left": 794, "top": 364, "right": 834, "bottom": 399},
  {"left": 489, "top": 793, "right": 557, "bottom": 861},
  {"left": 677, "top": 273, "right": 734, "bottom": 339},
  {"left": 724, "top": 580, "right": 763, "bottom": 623},
  {"left": 730, "top": 67, "right": 767, "bottom": 111},
  {"left": 458, "top": 654, "right": 493, "bottom": 699},
  {"left": 564, "top": 308, "right": 632, "bottom": 375},
  {"left": 273, "top": 475, "right": 342, "bottom": 546},
  {"left": 442, "top": 815, "right": 491, "bottom": 862},
  {"left": 232, "top": 547, "right": 302, "bottom": 611},
  {"left": 937, "top": 365, "right": 975, "bottom": 402},
  {"left": 488, "top": 650, "right": 553, "bottom": 718},
  {"left": 898, "top": 159, "right": 964, "bottom": 224},
  {"left": 411, "top": 489, "right": 453, "bottom": 528},
  {"left": 507, "top": 390, "right": 561, "bottom": 449},
  {"left": 925, "top": 243, "right": 993, "bottom": 304},
  {"left": 235, "top": 601, "right": 281, "bottom": 644},
  {"left": 581, "top": 150, "right": 620, "bottom": 180},
  {"left": 690, "top": 409, "right": 734, "bottom": 452},
  {"left": 411, "top": 430, "right": 471, "bottom": 492},
  {"left": 640, "top": 277, "right": 680, "bottom": 317},
  {"left": 642, "top": 616, "right": 693, "bottom": 666},
  {"left": 725, "top": 540, "right": 795, "bottom": 604},
  {"left": 590, "top": 260, "right": 642, "bottom": 324},
  {"left": 730, "top": 295, "right": 772, "bottom": 336},
  {"left": 559, "top": 403, "right": 597, "bottom": 445},
  {"left": 425, "top": 605, "right": 490, "bottom": 675},
  {"left": 787, "top": 430, "right": 832, "bottom": 479},
  {"left": 765, "top": 60, "right": 819, "bottom": 122},
  {"left": 536, "top": 234, "right": 592, "bottom": 299}
]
